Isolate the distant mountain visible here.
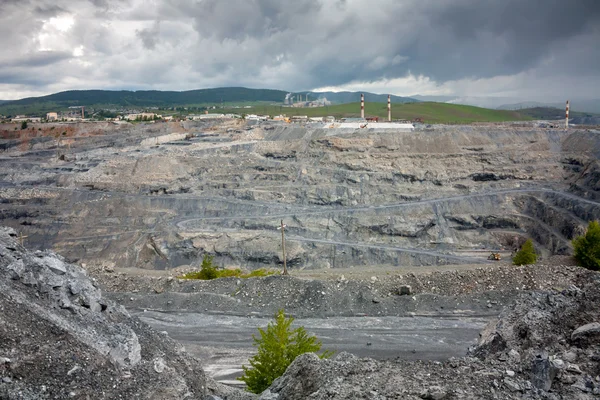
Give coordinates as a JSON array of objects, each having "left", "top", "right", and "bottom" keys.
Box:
[
  {"left": 517, "top": 107, "right": 599, "bottom": 120},
  {"left": 411, "top": 95, "right": 458, "bottom": 103},
  {"left": 499, "top": 100, "right": 600, "bottom": 115},
  {"left": 411, "top": 95, "right": 517, "bottom": 109},
  {"left": 307, "top": 91, "right": 417, "bottom": 104},
  {"left": 497, "top": 101, "right": 560, "bottom": 110},
  {"left": 410, "top": 95, "right": 600, "bottom": 115},
  {"left": 0, "top": 100, "right": 8, "bottom": 105}
]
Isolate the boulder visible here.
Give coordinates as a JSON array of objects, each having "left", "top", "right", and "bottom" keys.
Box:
[
  {"left": 531, "top": 353, "right": 557, "bottom": 391},
  {"left": 571, "top": 322, "right": 600, "bottom": 341},
  {"left": 398, "top": 285, "right": 412, "bottom": 296}
]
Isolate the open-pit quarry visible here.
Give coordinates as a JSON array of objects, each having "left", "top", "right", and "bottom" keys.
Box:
[{"left": 1, "top": 119, "right": 600, "bottom": 399}]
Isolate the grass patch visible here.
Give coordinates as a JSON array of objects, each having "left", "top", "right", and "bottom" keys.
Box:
[
  {"left": 178, "top": 256, "right": 277, "bottom": 280},
  {"left": 179, "top": 268, "right": 277, "bottom": 280}
]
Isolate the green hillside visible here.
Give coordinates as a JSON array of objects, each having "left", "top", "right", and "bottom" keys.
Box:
[
  {"left": 0, "top": 88, "right": 288, "bottom": 115},
  {"left": 225, "top": 102, "right": 532, "bottom": 124}
]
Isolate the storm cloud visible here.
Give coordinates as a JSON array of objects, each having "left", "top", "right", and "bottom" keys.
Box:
[{"left": 0, "top": 0, "right": 598, "bottom": 101}]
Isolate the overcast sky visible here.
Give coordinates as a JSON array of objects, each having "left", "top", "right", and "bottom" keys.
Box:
[{"left": 0, "top": 0, "right": 599, "bottom": 101}]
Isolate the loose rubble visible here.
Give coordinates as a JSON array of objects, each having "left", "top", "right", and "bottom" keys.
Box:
[
  {"left": 257, "top": 270, "right": 600, "bottom": 399},
  {"left": 0, "top": 226, "right": 208, "bottom": 399},
  {"left": 93, "top": 259, "right": 589, "bottom": 319}
]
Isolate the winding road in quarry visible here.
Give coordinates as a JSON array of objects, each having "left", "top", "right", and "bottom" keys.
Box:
[
  {"left": 40, "top": 186, "right": 600, "bottom": 265},
  {"left": 174, "top": 187, "right": 600, "bottom": 226}
]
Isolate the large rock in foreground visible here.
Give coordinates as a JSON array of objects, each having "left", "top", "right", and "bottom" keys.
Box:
[{"left": 0, "top": 227, "right": 207, "bottom": 399}]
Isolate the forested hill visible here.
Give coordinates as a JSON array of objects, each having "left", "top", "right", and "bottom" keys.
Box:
[{"left": 1, "top": 88, "right": 288, "bottom": 109}]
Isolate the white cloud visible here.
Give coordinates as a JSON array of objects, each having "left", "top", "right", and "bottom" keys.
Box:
[{"left": 47, "top": 15, "right": 75, "bottom": 32}]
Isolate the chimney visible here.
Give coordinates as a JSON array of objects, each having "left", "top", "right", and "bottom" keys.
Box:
[
  {"left": 388, "top": 95, "right": 391, "bottom": 122},
  {"left": 361, "top": 93, "right": 365, "bottom": 119},
  {"left": 566, "top": 100, "right": 570, "bottom": 129}
]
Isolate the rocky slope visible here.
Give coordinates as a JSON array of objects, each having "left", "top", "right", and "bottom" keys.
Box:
[
  {"left": 0, "top": 226, "right": 210, "bottom": 399},
  {"left": 259, "top": 271, "right": 600, "bottom": 399}
]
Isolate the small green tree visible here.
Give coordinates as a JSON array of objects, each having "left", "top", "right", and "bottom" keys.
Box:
[
  {"left": 573, "top": 220, "right": 600, "bottom": 271},
  {"left": 513, "top": 239, "right": 537, "bottom": 265},
  {"left": 239, "top": 309, "right": 333, "bottom": 394},
  {"left": 21, "top": 121, "right": 28, "bottom": 130},
  {"left": 198, "top": 254, "right": 218, "bottom": 280}
]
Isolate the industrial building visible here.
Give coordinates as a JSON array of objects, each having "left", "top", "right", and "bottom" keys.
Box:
[
  {"left": 283, "top": 93, "right": 331, "bottom": 108},
  {"left": 125, "top": 112, "right": 160, "bottom": 121}
]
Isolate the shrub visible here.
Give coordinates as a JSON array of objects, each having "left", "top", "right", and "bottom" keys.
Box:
[
  {"left": 177, "top": 255, "right": 276, "bottom": 280},
  {"left": 512, "top": 239, "right": 537, "bottom": 265},
  {"left": 573, "top": 220, "right": 600, "bottom": 271},
  {"left": 21, "top": 121, "right": 27, "bottom": 130},
  {"left": 239, "top": 309, "right": 333, "bottom": 394}
]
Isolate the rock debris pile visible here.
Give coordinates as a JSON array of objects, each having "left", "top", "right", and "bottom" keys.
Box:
[
  {"left": 259, "top": 271, "right": 600, "bottom": 399},
  {"left": 0, "top": 227, "right": 208, "bottom": 399},
  {"left": 98, "top": 261, "right": 587, "bottom": 319}
]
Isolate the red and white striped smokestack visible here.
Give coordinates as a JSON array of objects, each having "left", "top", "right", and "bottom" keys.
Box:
[
  {"left": 566, "top": 100, "right": 570, "bottom": 129},
  {"left": 361, "top": 93, "right": 365, "bottom": 119},
  {"left": 388, "top": 95, "right": 391, "bottom": 122}
]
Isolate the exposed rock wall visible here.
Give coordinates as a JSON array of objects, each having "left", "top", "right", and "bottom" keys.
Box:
[{"left": 2, "top": 123, "right": 600, "bottom": 270}]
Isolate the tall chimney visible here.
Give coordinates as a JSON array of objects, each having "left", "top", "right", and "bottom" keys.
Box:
[
  {"left": 388, "top": 95, "right": 391, "bottom": 122},
  {"left": 566, "top": 100, "right": 570, "bottom": 129},
  {"left": 361, "top": 93, "right": 365, "bottom": 119}
]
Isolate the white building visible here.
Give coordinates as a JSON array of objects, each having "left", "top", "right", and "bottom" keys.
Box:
[
  {"left": 11, "top": 117, "right": 41, "bottom": 123},
  {"left": 125, "top": 113, "right": 160, "bottom": 121},
  {"left": 46, "top": 112, "right": 58, "bottom": 121}
]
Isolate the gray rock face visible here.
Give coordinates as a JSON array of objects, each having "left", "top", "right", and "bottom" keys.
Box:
[
  {"left": 0, "top": 226, "right": 207, "bottom": 399},
  {"left": 2, "top": 123, "right": 600, "bottom": 272}
]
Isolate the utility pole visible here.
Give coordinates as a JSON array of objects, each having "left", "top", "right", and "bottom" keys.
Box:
[
  {"left": 277, "top": 219, "right": 288, "bottom": 275},
  {"left": 19, "top": 232, "right": 28, "bottom": 246}
]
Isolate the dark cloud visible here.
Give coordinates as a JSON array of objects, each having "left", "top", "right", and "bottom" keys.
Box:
[
  {"left": 404, "top": 0, "right": 600, "bottom": 81},
  {"left": 136, "top": 21, "right": 160, "bottom": 49},
  {"left": 34, "top": 4, "right": 69, "bottom": 16},
  {"left": 191, "top": 0, "right": 322, "bottom": 41},
  {"left": 0, "top": 51, "right": 72, "bottom": 69}
]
